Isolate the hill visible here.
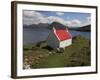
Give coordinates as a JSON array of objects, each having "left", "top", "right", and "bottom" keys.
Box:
[
  {"left": 69, "top": 25, "right": 91, "bottom": 32},
  {"left": 23, "top": 23, "right": 49, "bottom": 29},
  {"left": 23, "top": 22, "right": 68, "bottom": 30},
  {"left": 23, "top": 35, "right": 90, "bottom": 69},
  {"left": 23, "top": 22, "right": 91, "bottom": 32}
]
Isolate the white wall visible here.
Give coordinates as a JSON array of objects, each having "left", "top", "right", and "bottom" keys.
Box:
[{"left": 0, "top": 0, "right": 99, "bottom": 80}]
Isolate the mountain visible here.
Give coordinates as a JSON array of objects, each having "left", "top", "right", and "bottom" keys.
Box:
[
  {"left": 23, "top": 23, "right": 49, "bottom": 28},
  {"left": 69, "top": 25, "right": 91, "bottom": 32},
  {"left": 48, "top": 22, "right": 68, "bottom": 30},
  {"left": 23, "top": 22, "right": 90, "bottom": 32},
  {"left": 23, "top": 22, "right": 68, "bottom": 30}
]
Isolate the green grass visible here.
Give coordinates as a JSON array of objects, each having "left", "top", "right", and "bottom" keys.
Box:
[
  {"left": 32, "top": 53, "right": 67, "bottom": 68},
  {"left": 23, "top": 35, "right": 91, "bottom": 69}
]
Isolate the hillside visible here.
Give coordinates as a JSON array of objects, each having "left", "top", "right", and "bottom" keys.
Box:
[
  {"left": 69, "top": 25, "right": 91, "bottom": 32},
  {"left": 23, "top": 35, "right": 90, "bottom": 69}
]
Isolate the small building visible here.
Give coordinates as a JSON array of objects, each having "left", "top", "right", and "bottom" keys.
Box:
[{"left": 47, "top": 22, "right": 72, "bottom": 49}]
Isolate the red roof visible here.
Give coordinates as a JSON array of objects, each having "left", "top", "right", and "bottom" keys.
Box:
[{"left": 55, "top": 29, "right": 72, "bottom": 41}]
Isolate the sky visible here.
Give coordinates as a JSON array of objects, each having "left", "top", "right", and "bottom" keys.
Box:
[{"left": 23, "top": 10, "right": 91, "bottom": 27}]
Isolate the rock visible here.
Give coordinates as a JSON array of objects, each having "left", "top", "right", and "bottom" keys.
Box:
[
  {"left": 23, "top": 62, "right": 31, "bottom": 69},
  {"left": 23, "top": 64, "right": 31, "bottom": 69},
  {"left": 55, "top": 48, "right": 64, "bottom": 53},
  {"left": 49, "top": 51, "right": 52, "bottom": 54},
  {"left": 39, "top": 55, "right": 44, "bottom": 58},
  {"left": 24, "top": 58, "right": 29, "bottom": 62}
]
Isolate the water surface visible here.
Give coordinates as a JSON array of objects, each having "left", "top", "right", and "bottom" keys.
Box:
[{"left": 23, "top": 27, "right": 90, "bottom": 45}]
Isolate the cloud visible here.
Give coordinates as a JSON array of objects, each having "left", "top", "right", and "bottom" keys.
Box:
[
  {"left": 71, "top": 19, "right": 81, "bottom": 24},
  {"left": 47, "top": 16, "right": 65, "bottom": 24},
  {"left": 48, "top": 16, "right": 82, "bottom": 27},
  {"left": 66, "top": 19, "right": 82, "bottom": 27},
  {"left": 23, "top": 11, "right": 49, "bottom": 25},
  {"left": 66, "top": 21, "right": 72, "bottom": 26},
  {"left": 23, "top": 11, "right": 66, "bottom": 25},
  {"left": 56, "top": 12, "right": 64, "bottom": 16},
  {"left": 79, "top": 17, "right": 91, "bottom": 26},
  {"left": 87, "top": 17, "right": 91, "bottom": 22},
  {"left": 87, "top": 17, "right": 91, "bottom": 24},
  {"left": 71, "top": 19, "right": 81, "bottom": 26},
  {"left": 23, "top": 10, "right": 90, "bottom": 27}
]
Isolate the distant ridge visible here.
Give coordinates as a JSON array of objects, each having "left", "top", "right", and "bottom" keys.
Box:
[
  {"left": 23, "top": 22, "right": 68, "bottom": 29},
  {"left": 69, "top": 25, "right": 91, "bottom": 32},
  {"left": 23, "top": 23, "right": 49, "bottom": 28},
  {"left": 77, "top": 25, "right": 91, "bottom": 31},
  {"left": 23, "top": 22, "right": 91, "bottom": 32}
]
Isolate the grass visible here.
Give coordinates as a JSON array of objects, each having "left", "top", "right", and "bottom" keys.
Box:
[{"left": 23, "top": 35, "right": 91, "bottom": 69}]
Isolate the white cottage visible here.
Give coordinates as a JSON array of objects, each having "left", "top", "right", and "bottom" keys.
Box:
[{"left": 47, "top": 22, "right": 72, "bottom": 49}]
